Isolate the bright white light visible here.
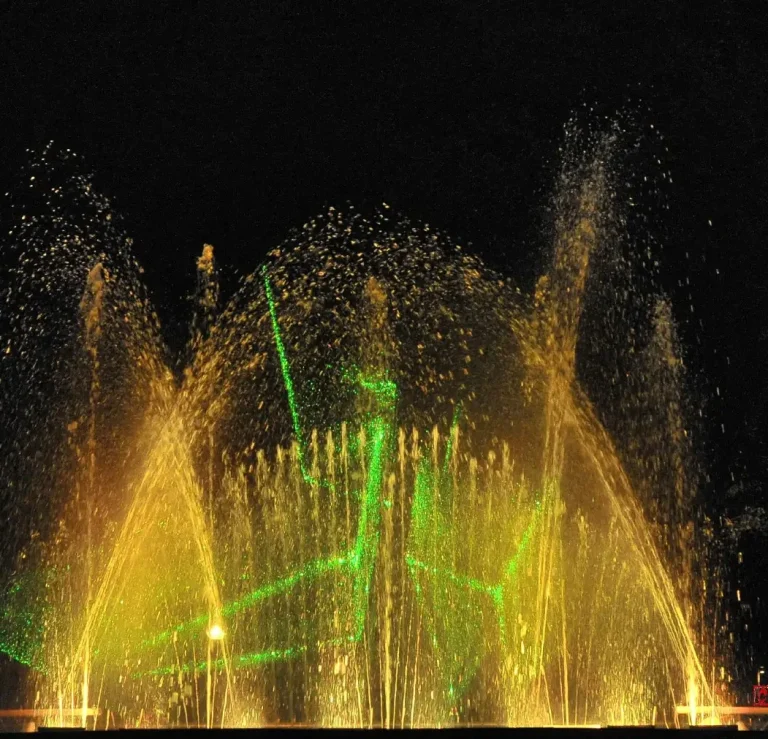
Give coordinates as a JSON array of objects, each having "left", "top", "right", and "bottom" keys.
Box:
[{"left": 207, "top": 623, "right": 225, "bottom": 641}]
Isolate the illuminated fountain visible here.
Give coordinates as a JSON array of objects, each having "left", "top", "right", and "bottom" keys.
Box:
[{"left": 0, "top": 131, "right": 727, "bottom": 728}]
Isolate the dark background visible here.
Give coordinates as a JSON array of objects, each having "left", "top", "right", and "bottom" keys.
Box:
[{"left": 0, "top": 0, "right": 766, "bottom": 690}]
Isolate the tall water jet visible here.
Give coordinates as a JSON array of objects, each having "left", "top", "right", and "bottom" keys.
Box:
[{"left": 78, "top": 261, "right": 106, "bottom": 728}]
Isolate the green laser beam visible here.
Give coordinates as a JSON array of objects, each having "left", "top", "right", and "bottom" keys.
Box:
[
  {"left": 441, "top": 403, "right": 462, "bottom": 480},
  {"left": 139, "top": 645, "right": 306, "bottom": 678},
  {"left": 224, "top": 553, "right": 352, "bottom": 617},
  {"left": 405, "top": 555, "right": 497, "bottom": 598},
  {"left": 140, "top": 553, "right": 355, "bottom": 650},
  {"left": 405, "top": 509, "right": 540, "bottom": 636},
  {"left": 263, "top": 267, "right": 320, "bottom": 487},
  {"left": 504, "top": 511, "right": 538, "bottom": 580},
  {"left": 358, "top": 375, "right": 398, "bottom": 407},
  {"left": 352, "top": 414, "right": 388, "bottom": 638}
]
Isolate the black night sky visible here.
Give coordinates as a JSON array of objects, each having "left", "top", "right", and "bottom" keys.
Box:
[{"left": 1, "top": 0, "right": 767, "bottom": 706}]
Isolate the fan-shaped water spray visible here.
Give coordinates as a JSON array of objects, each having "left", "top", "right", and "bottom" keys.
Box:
[{"left": 0, "top": 131, "right": 726, "bottom": 727}]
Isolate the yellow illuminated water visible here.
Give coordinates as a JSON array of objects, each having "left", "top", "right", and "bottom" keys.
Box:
[{"left": 0, "top": 131, "right": 729, "bottom": 727}]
